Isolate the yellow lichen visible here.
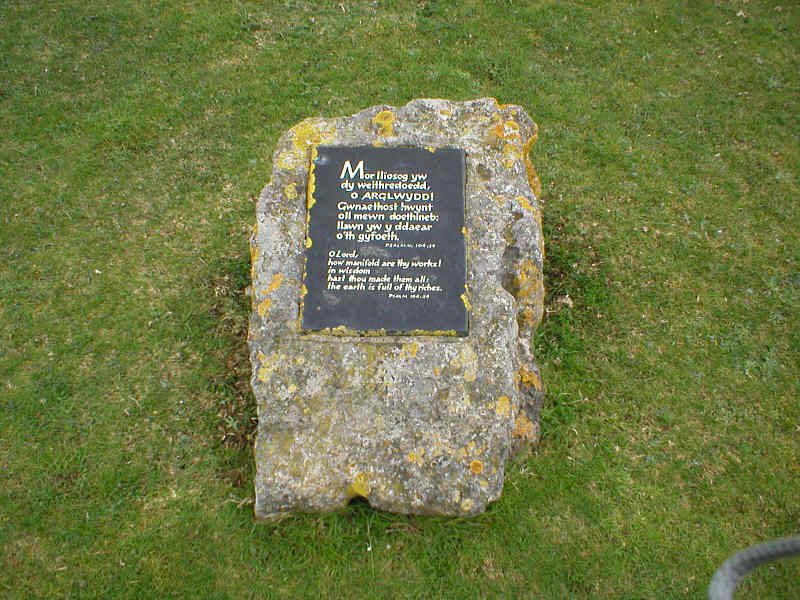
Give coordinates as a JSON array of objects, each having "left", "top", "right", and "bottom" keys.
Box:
[
  {"left": 257, "top": 352, "right": 284, "bottom": 383},
  {"left": 276, "top": 151, "right": 295, "bottom": 170},
  {"left": 404, "top": 329, "right": 458, "bottom": 336},
  {"left": 407, "top": 451, "right": 424, "bottom": 466},
  {"left": 276, "top": 120, "right": 337, "bottom": 177},
  {"left": 513, "top": 413, "right": 537, "bottom": 440},
  {"left": 372, "top": 110, "right": 395, "bottom": 136},
  {"left": 284, "top": 182, "right": 298, "bottom": 200},
  {"left": 303, "top": 326, "right": 458, "bottom": 337},
  {"left": 460, "top": 498, "right": 474, "bottom": 512},
  {"left": 249, "top": 243, "right": 259, "bottom": 281},
  {"left": 305, "top": 325, "right": 385, "bottom": 336},
  {"left": 516, "top": 195, "right": 535, "bottom": 213},
  {"left": 346, "top": 473, "right": 371, "bottom": 498},
  {"left": 522, "top": 121, "right": 541, "bottom": 197},
  {"left": 469, "top": 460, "right": 483, "bottom": 475},
  {"left": 514, "top": 259, "right": 543, "bottom": 300},
  {"left": 425, "top": 146, "right": 436, "bottom": 153},
  {"left": 402, "top": 342, "right": 419, "bottom": 358},
  {"left": 460, "top": 292, "right": 471, "bottom": 312},
  {"left": 257, "top": 297, "right": 271, "bottom": 317},
  {"left": 520, "top": 307, "right": 538, "bottom": 327},
  {"left": 305, "top": 237, "right": 312, "bottom": 248},
  {"left": 267, "top": 273, "right": 284, "bottom": 293},
  {"left": 307, "top": 160, "right": 317, "bottom": 211},
  {"left": 519, "top": 366, "right": 542, "bottom": 390},
  {"left": 290, "top": 119, "right": 336, "bottom": 153},
  {"left": 503, "top": 143, "right": 521, "bottom": 169},
  {"left": 490, "top": 119, "right": 522, "bottom": 143},
  {"left": 495, "top": 395, "right": 511, "bottom": 418}
]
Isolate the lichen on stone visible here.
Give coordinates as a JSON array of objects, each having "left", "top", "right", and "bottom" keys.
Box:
[
  {"left": 371, "top": 110, "right": 395, "bottom": 136},
  {"left": 250, "top": 98, "right": 544, "bottom": 520}
]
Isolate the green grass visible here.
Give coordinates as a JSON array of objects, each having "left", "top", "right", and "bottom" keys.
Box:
[{"left": 1, "top": 1, "right": 798, "bottom": 597}]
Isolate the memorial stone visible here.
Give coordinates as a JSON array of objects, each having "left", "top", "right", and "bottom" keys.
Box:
[{"left": 249, "top": 98, "right": 544, "bottom": 519}]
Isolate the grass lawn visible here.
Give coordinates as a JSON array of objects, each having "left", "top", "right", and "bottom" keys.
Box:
[{"left": 1, "top": 1, "right": 797, "bottom": 598}]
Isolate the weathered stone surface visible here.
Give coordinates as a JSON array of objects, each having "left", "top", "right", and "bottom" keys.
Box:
[{"left": 249, "top": 98, "right": 544, "bottom": 519}]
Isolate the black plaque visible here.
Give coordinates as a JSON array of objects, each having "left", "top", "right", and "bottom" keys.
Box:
[{"left": 301, "top": 145, "right": 468, "bottom": 335}]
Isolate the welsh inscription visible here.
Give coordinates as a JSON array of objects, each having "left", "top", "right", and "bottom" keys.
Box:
[{"left": 301, "top": 146, "right": 467, "bottom": 334}]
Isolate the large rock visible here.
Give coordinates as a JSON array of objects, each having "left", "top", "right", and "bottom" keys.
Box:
[{"left": 249, "top": 98, "right": 544, "bottom": 519}]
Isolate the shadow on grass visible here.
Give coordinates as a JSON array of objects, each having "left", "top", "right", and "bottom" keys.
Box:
[
  {"left": 535, "top": 199, "right": 615, "bottom": 440},
  {"left": 202, "top": 252, "right": 257, "bottom": 491}
]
